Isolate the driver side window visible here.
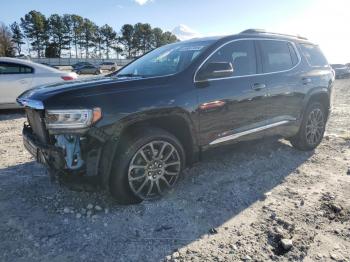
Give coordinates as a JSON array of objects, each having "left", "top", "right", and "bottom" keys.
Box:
[{"left": 204, "top": 40, "right": 257, "bottom": 77}]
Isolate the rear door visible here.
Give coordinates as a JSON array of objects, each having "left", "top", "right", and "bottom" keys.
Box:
[
  {"left": 255, "top": 39, "right": 304, "bottom": 124},
  {"left": 0, "top": 62, "right": 33, "bottom": 104},
  {"left": 298, "top": 43, "right": 333, "bottom": 108},
  {"left": 196, "top": 39, "right": 271, "bottom": 146}
]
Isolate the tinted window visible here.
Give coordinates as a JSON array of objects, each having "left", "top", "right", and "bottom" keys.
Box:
[
  {"left": 203, "top": 40, "right": 257, "bottom": 77},
  {"left": 259, "top": 40, "right": 294, "bottom": 73},
  {"left": 0, "top": 62, "right": 34, "bottom": 74},
  {"left": 300, "top": 44, "right": 328, "bottom": 67},
  {"left": 288, "top": 43, "right": 299, "bottom": 66}
]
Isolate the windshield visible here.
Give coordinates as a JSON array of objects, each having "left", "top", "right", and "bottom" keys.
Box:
[{"left": 116, "top": 40, "right": 215, "bottom": 78}]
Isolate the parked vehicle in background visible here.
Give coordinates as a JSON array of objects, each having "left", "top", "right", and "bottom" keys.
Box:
[
  {"left": 73, "top": 64, "right": 102, "bottom": 75},
  {"left": 39, "top": 62, "right": 58, "bottom": 69},
  {"left": 330, "top": 64, "right": 350, "bottom": 79},
  {"left": 18, "top": 29, "right": 333, "bottom": 204},
  {"left": 72, "top": 62, "right": 94, "bottom": 70},
  {"left": 0, "top": 57, "right": 77, "bottom": 109},
  {"left": 99, "top": 61, "right": 118, "bottom": 71}
]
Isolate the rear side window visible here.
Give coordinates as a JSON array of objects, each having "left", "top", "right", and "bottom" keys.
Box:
[
  {"left": 300, "top": 44, "right": 328, "bottom": 67},
  {"left": 259, "top": 40, "right": 296, "bottom": 73},
  {"left": 0, "top": 62, "right": 34, "bottom": 74},
  {"left": 204, "top": 40, "right": 257, "bottom": 76}
]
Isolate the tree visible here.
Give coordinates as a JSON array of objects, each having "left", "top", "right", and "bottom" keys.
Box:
[
  {"left": 133, "top": 23, "right": 153, "bottom": 55},
  {"left": 10, "top": 22, "right": 24, "bottom": 55},
  {"left": 80, "top": 18, "right": 98, "bottom": 58},
  {"left": 120, "top": 24, "right": 134, "bottom": 58},
  {"left": 20, "top": 10, "right": 48, "bottom": 58},
  {"left": 45, "top": 42, "right": 59, "bottom": 58},
  {"left": 161, "top": 31, "right": 178, "bottom": 45},
  {"left": 62, "top": 14, "right": 73, "bottom": 58},
  {"left": 94, "top": 26, "right": 103, "bottom": 58},
  {"left": 100, "top": 24, "right": 116, "bottom": 59},
  {"left": 0, "top": 23, "right": 15, "bottom": 56},
  {"left": 70, "top": 14, "right": 84, "bottom": 58},
  {"left": 152, "top": 27, "right": 164, "bottom": 48},
  {"left": 48, "top": 14, "right": 70, "bottom": 57}
]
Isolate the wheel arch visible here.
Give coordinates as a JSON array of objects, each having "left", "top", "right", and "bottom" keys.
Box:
[
  {"left": 98, "top": 109, "right": 199, "bottom": 189},
  {"left": 302, "top": 89, "right": 330, "bottom": 120}
]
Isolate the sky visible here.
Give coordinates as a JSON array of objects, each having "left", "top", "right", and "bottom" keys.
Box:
[{"left": 1, "top": 0, "right": 349, "bottom": 63}]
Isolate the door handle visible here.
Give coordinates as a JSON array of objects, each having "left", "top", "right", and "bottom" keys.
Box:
[
  {"left": 251, "top": 83, "right": 266, "bottom": 91},
  {"left": 302, "top": 77, "right": 312, "bottom": 85},
  {"left": 20, "top": 80, "right": 28, "bottom": 84}
]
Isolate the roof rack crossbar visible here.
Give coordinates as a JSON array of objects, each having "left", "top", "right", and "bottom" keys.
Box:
[{"left": 240, "top": 29, "right": 308, "bottom": 40}]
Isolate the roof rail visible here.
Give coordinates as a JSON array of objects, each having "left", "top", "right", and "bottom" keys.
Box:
[{"left": 240, "top": 29, "right": 308, "bottom": 40}]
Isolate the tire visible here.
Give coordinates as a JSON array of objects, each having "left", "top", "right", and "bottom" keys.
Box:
[
  {"left": 290, "top": 102, "right": 326, "bottom": 151},
  {"left": 111, "top": 67, "right": 116, "bottom": 71},
  {"left": 95, "top": 70, "right": 100, "bottom": 75},
  {"left": 109, "top": 127, "right": 186, "bottom": 204}
]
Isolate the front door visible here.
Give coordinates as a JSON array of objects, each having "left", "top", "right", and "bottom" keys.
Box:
[{"left": 196, "top": 39, "right": 270, "bottom": 146}]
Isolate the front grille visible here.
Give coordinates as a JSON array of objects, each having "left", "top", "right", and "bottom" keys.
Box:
[{"left": 26, "top": 109, "right": 49, "bottom": 144}]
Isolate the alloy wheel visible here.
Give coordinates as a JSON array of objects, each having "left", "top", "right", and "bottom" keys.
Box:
[
  {"left": 127, "top": 140, "right": 181, "bottom": 200},
  {"left": 305, "top": 108, "right": 324, "bottom": 146}
]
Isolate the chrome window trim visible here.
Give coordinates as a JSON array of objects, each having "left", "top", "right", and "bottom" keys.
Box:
[
  {"left": 209, "top": 119, "right": 293, "bottom": 145},
  {"left": 194, "top": 38, "right": 302, "bottom": 83}
]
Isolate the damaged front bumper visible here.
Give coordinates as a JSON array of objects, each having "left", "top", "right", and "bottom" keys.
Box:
[
  {"left": 23, "top": 124, "right": 66, "bottom": 169},
  {"left": 23, "top": 123, "right": 103, "bottom": 176}
]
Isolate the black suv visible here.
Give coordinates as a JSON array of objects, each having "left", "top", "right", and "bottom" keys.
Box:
[{"left": 18, "top": 29, "right": 334, "bottom": 204}]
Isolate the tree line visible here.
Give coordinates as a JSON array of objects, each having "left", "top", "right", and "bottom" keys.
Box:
[{"left": 1, "top": 10, "right": 179, "bottom": 59}]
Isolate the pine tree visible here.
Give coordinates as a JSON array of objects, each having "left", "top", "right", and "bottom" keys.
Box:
[
  {"left": 100, "top": 24, "right": 116, "bottom": 59},
  {"left": 120, "top": 24, "right": 134, "bottom": 59},
  {"left": 20, "top": 10, "right": 48, "bottom": 58},
  {"left": 10, "top": 22, "right": 24, "bottom": 55},
  {"left": 48, "top": 14, "right": 70, "bottom": 57}
]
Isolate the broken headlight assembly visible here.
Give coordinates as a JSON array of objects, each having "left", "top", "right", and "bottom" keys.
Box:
[{"left": 45, "top": 108, "right": 102, "bottom": 129}]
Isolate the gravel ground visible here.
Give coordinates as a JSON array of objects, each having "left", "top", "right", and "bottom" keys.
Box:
[{"left": 0, "top": 80, "right": 349, "bottom": 262}]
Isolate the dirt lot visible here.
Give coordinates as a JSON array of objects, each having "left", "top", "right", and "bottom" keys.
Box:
[{"left": 0, "top": 80, "right": 349, "bottom": 262}]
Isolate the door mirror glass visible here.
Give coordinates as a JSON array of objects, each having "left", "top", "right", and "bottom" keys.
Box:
[{"left": 197, "top": 62, "right": 233, "bottom": 81}]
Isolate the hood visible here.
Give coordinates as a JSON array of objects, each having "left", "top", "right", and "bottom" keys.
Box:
[
  {"left": 18, "top": 76, "right": 150, "bottom": 100},
  {"left": 17, "top": 75, "right": 173, "bottom": 109}
]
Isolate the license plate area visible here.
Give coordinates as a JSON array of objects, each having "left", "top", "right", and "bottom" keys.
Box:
[{"left": 23, "top": 132, "right": 47, "bottom": 164}]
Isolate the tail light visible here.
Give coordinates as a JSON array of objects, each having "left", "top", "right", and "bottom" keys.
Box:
[{"left": 61, "top": 76, "right": 75, "bottom": 81}]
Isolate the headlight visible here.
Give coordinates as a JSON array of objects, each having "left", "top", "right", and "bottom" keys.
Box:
[{"left": 45, "top": 108, "right": 102, "bottom": 129}]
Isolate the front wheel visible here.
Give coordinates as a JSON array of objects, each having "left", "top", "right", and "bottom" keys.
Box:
[
  {"left": 109, "top": 127, "right": 185, "bottom": 204},
  {"left": 290, "top": 102, "right": 326, "bottom": 151}
]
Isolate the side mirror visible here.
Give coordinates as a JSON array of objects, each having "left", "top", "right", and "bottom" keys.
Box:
[{"left": 196, "top": 62, "right": 234, "bottom": 81}]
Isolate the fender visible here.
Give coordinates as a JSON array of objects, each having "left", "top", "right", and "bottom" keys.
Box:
[
  {"left": 98, "top": 107, "right": 200, "bottom": 189},
  {"left": 299, "top": 87, "right": 330, "bottom": 121}
]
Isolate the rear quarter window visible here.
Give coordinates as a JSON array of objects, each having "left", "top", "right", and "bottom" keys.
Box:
[
  {"left": 258, "top": 40, "right": 296, "bottom": 73},
  {"left": 0, "top": 62, "right": 34, "bottom": 74},
  {"left": 300, "top": 44, "right": 328, "bottom": 67}
]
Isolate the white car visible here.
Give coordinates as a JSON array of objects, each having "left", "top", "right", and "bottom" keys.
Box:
[
  {"left": 0, "top": 57, "right": 78, "bottom": 109},
  {"left": 98, "top": 61, "right": 118, "bottom": 71}
]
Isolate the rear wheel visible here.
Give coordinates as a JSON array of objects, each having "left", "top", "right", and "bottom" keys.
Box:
[
  {"left": 290, "top": 102, "right": 326, "bottom": 151},
  {"left": 109, "top": 127, "right": 185, "bottom": 204}
]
